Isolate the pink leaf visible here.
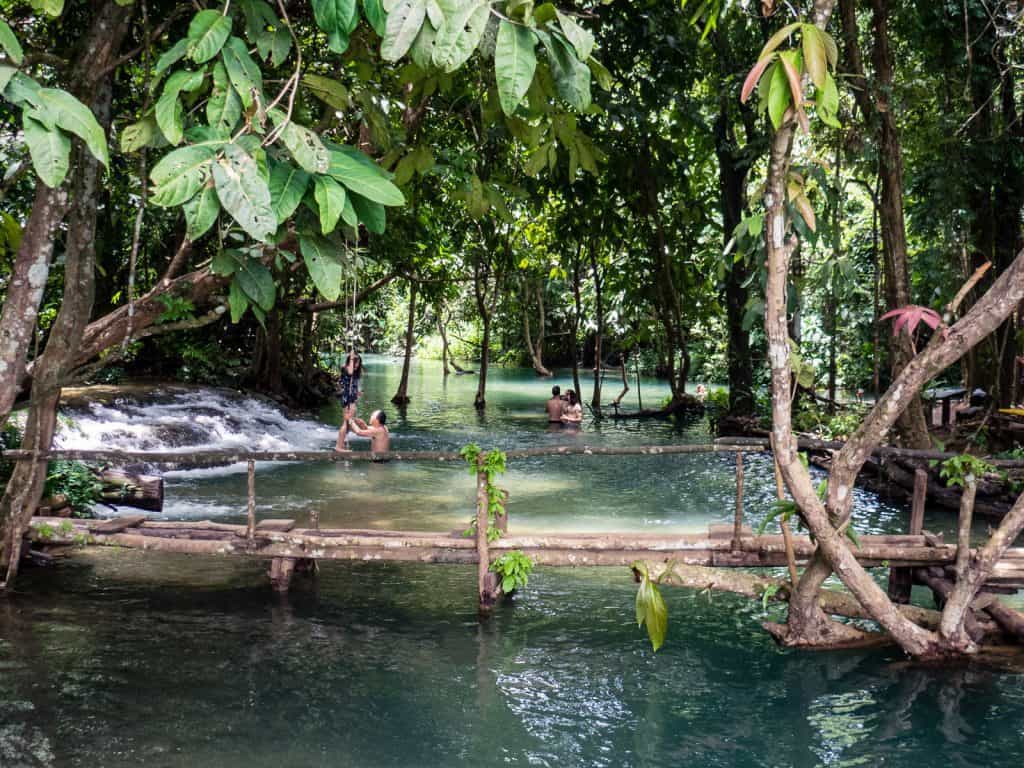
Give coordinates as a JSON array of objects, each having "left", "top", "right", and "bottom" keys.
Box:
[
  {"left": 881, "top": 306, "right": 944, "bottom": 338},
  {"left": 741, "top": 55, "right": 775, "bottom": 104}
]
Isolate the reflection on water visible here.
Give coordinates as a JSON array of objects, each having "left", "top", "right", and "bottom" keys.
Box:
[
  {"left": 3, "top": 357, "right": 1021, "bottom": 766},
  {"left": 2, "top": 554, "right": 1024, "bottom": 767}
]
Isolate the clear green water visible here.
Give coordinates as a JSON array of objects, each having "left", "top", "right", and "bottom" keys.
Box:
[{"left": 3, "top": 357, "right": 1023, "bottom": 767}]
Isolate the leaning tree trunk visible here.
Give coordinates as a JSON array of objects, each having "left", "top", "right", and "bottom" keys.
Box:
[
  {"left": 0, "top": 185, "right": 68, "bottom": 428},
  {"left": 0, "top": 1, "right": 133, "bottom": 586},
  {"left": 392, "top": 280, "right": 417, "bottom": 405}
]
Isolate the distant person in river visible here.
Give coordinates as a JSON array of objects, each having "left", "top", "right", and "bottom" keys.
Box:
[
  {"left": 347, "top": 410, "right": 390, "bottom": 458},
  {"left": 546, "top": 385, "right": 566, "bottom": 423},
  {"left": 334, "top": 352, "right": 363, "bottom": 451},
  {"left": 561, "top": 390, "right": 583, "bottom": 426}
]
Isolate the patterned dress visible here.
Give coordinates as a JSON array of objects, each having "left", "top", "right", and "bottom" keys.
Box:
[{"left": 338, "top": 370, "right": 360, "bottom": 408}]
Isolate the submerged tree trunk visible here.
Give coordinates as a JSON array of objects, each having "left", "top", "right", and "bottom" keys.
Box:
[{"left": 392, "top": 280, "right": 417, "bottom": 405}]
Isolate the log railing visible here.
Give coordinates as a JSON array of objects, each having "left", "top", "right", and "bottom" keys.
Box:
[{"left": 4, "top": 438, "right": 1016, "bottom": 609}]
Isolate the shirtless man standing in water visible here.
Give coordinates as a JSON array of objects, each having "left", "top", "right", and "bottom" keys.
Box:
[
  {"left": 546, "top": 385, "right": 565, "bottom": 423},
  {"left": 348, "top": 410, "right": 390, "bottom": 458}
]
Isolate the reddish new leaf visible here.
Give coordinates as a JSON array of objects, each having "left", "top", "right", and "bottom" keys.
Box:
[
  {"left": 880, "top": 305, "right": 943, "bottom": 338},
  {"left": 741, "top": 54, "right": 775, "bottom": 104},
  {"left": 778, "top": 53, "right": 809, "bottom": 133}
]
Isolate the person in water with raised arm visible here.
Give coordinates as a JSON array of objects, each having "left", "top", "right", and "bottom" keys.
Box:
[
  {"left": 334, "top": 352, "right": 363, "bottom": 451},
  {"left": 546, "top": 385, "right": 565, "bottom": 423},
  {"left": 347, "top": 410, "right": 390, "bottom": 458}
]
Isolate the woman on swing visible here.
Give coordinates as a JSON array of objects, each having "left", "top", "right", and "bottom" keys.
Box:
[{"left": 334, "top": 351, "right": 363, "bottom": 451}]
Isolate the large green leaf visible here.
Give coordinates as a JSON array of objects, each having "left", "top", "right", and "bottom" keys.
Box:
[
  {"left": 362, "top": 0, "right": 387, "bottom": 36},
  {"left": 150, "top": 144, "right": 216, "bottom": 207},
  {"left": 238, "top": 0, "right": 277, "bottom": 43},
  {"left": 381, "top": 0, "right": 426, "bottom": 62},
  {"left": 635, "top": 569, "right": 668, "bottom": 652},
  {"left": 538, "top": 30, "right": 590, "bottom": 111},
  {"left": 257, "top": 26, "right": 292, "bottom": 67},
  {"left": 120, "top": 116, "right": 160, "bottom": 153},
  {"left": 3, "top": 71, "right": 41, "bottom": 108},
  {"left": 0, "top": 19, "right": 24, "bottom": 65},
  {"left": 328, "top": 146, "right": 405, "bottom": 206},
  {"left": 409, "top": 20, "right": 437, "bottom": 70},
  {"left": 270, "top": 110, "right": 330, "bottom": 173},
  {"left": 221, "top": 36, "right": 263, "bottom": 109},
  {"left": 155, "top": 39, "right": 189, "bottom": 76},
  {"left": 30, "top": 0, "right": 64, "bottom": 18},
  {"left": 228, "top": 279, "right": 249, "bottom": 322},
  {"left": 801, "top": 23, "right": 826, "bottom": 89},
  {"left": 494, "top": 21, "right": 536, "bottom": 116},
  {"left": 766, "top": 60, "right": 789, "bottom": 130},
  {"left": 30, "top": 88, "right": 110, "bottom": 167},
  {"left": 182, "top": 184, "right": 221, "bottom": 239},
  {"left": 235, "top": 257, "right": 276, "bottom": 311},
  {"left": 313, "top": 174, "right": 347, "bottom": 234},
  {"left": 268, "top": 160, "right": 309, "bottom": 222},
  {"left": 0, "top": 65, "right": 15, "bottom": 96},
  {"left": 23, "top": 113, "right": 70, "bottom": 188},
  {"left": 155, "top": 69, "right": 204, "bottom": 146},
  {"left": 349, "top": 192, "right": 385, "bottom": 234},
  {"left": 312, "top": 0, "right": 359, "bottom": 53},
  {"left": 212, "top": 143, "right": 277, "bottom": 241},
  {"left": 187, "top": 9, "right": 232, "bottom": 63},
  {"left": 431, "top": 0, "right": 489, "bottom": 72},
  {"left": 206, "top": 62, "right": 242, "bottom": 132},
  {"left": 299, "top": 233, "right": 344, "bottom": 301},
  {"left": 554, "top": 9, "right": 593, "bottom": 60},
  {"left": 302, "top": 74, "right": 351, "bottom": 111}
]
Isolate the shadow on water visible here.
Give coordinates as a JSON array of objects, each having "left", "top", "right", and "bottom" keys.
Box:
[{"left": 2, "top": 357, "right": 1021, "bottom": 766}]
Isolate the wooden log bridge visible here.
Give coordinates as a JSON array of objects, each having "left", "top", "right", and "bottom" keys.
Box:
[
  {"left": 26, "top": 516, "right": 1024, "bottom": 591},
  {"left": 7, "top": 441, "right": 1024, "bottom": 613}
]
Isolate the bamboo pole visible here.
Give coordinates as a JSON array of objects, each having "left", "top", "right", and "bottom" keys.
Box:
[
  {"left": 732, "top": 452, "right": 745, "bottom": 551},
  {"left": 956, "top": 475, "right": 977, "bottom": 581},
  {"left": 246, "top": 459, "right": 256, "bottom": 542}
]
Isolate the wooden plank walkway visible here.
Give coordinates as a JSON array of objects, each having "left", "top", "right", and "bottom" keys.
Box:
[{"left": 27, "top": 516, "right": 1024, "bottom": 588}]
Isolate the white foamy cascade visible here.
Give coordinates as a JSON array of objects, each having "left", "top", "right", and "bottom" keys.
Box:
[{"left": 56, "top": 387, "right": 337, "bottom": 478}]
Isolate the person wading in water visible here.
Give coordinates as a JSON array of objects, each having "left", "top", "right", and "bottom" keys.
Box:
[{"left": 546, "top": 385, "right": 566, "bottom": 423}]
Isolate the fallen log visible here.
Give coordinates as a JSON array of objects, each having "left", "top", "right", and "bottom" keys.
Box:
[{"left": 99, "top": 469, "right": 163, "bottom": 512}]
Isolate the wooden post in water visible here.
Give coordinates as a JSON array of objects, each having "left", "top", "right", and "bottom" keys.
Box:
[
  {"left": 888, "top": 468, "right": 928, "bottom": 603},
  {"left": 246, "top": 459, "right": 256, "bottom": 542},
  {"left": 731, "top": 453, "right": 745, "bottom": 551},
  {"left": 476, "top": 460, "right": 496, "bottom": 614},
  {"left": 955, "top": 475, "right": 977, "bottom": 581}
]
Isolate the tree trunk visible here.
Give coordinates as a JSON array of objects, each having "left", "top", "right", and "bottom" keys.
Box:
[
  {"left": 571, "top": 243, "right": 583, "bottom": 399},
  {"left": 437, "top": 310, "right": 451, "bottom": 376},
  {"left": 476, "top": 315, "right": 490, "bottom": 410},
  {"left": 392, "top": 280, "right": 417, "bottom": 405},
  {"left": 522, "top": 280, "right": 552, "bottom": 377},
  {"left": 590, "top": 250, "right": 603, "bottom": 412},
  {"left": 841, "top": 0, "right": 929, "bottom": 447},
  {"left": 0, "top": 1, "right": 133, "bottom": 586},
  {"left": 0, "top": 185, "right": 68, "bottom": 428}
]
